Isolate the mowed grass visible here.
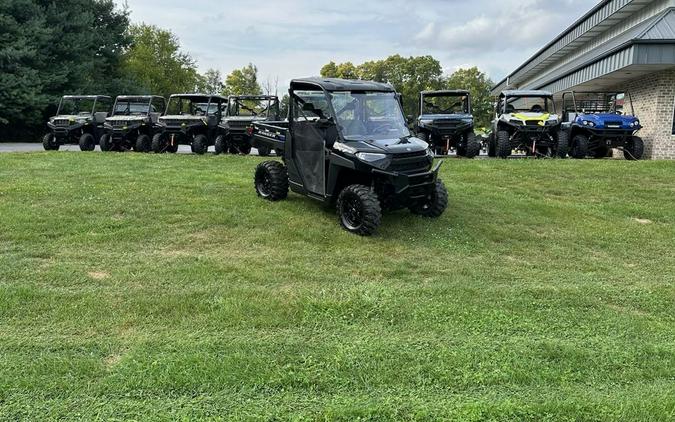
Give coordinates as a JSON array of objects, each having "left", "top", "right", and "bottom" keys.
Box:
[{"left": 0, "top": 152, "right": 674, "bottom": 421}]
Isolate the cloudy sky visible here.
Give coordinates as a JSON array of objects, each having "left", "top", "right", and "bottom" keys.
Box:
[{"left": 118, "top": 0, "right": 599, "bottom": 89}]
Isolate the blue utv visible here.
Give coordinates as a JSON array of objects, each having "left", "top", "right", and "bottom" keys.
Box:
[{"left": 560, "top": 91, "right": 644, "bottom": 160}]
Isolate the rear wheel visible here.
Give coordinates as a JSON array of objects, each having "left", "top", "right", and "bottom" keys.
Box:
[
  {"left": 556, "top": 130, "right": 569, "bottom": 158},
  {"left": 42, "top": 133, "right": 59, "bottom": 151},
  {"left": 152, "top": 133, "right": 166, "bottom": 153},
  {"left": 214, "top": 135, "right": 226, "bottom": 155},
  {"left": 496, "top": 130, "right": 511, "bottom": 158},
  {"left": 192, "top": 135, "right": 208, "bottom": 155},
  {"left": 410, "top": 180, "right": 448, "bottom": 218},
  {"left": 135, "top": 134, "right": 151, "bottom": 153},
  {"left": 571, "top": 134, "right": 589, "bottom": 159},
  {"left": 337, "top": 185, "right": 382, "bottom": 236},
  {"left": 79, "top": 133, "right": 96, "bottom": 152},
  {"left": 257, "top": 145, "right": 271, "bottom": 157},
  {"left": 254, "top": 161, "right": 289, "bottom": 201},
  {"left": 464, "top": 132, "right": 480, "bottom": 158},
  {"left": 624, "top": 136, "right": 644, "bottom": 160},
  {"left": 488, "top": 134, "right": 496, "bottom": 157}
]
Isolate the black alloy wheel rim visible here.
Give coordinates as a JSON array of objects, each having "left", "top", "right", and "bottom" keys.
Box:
[
  {"left": 257, "top": 172, "right": 272, "bottom": 197},
  {"left": 341, "top": 194, "right": 364, "bottom": 230}
]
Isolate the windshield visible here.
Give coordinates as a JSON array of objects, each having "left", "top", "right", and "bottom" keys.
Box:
[
  {"left": 229, "top": 98, "right": 278, "bottom": 118},
  {"left": 114, "top": 99, "right": 152, "bottom": 116},
  {"left": 564, "top": 92, "right": 627, "bottom": 115},
  {"left": 422, "top": 93, "right": 469, "bottom": 115},
  {"left": 331, "top": 91, "right": 410, "bottom": 141},
  {"left": 167, "top": 97, "right": 222, "bottom": 116},
  {"left": 58, "top": 98, "right": 96, "bottom": 116},
  {"left": 504, "top": 96, "right": 553, "bottom": 114}
]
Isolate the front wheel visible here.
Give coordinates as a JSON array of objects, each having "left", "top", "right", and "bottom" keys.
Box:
[
  {"left": 43, "top": 133, "right": 59, "bottom": 151},
  {"left": 337, "top": 185, "right": 382, "bottom": 236},
  {"left": 79, "top": 133, "right": 96, "bottom": 152},
  {"left": 214, "top": 135, "right": 227, "bottom": 155},
  {"left": 624, "top": 136, "right": 644, "bottom": 160},
  {"left": 254, "top": 161, "right": 289, "bottom": 201},
  {"left": 556, "top": 130, "right": 569, "bottom": 158},
  {"left": 571, "top": 134, "right": 589, "bottom": 159},
  {"left": 135, "top": 134, "right": 151, "bottom": 153},
  {"left": 496, "top": 130, "right": 511, "bottom": 158},
  {"left": 99, "top": 134, "right": 114, "bottom": 152},
  {"left": 410, "top": 180, "right": 448, "bottom": 218},
  {"left": 192, "top": 135, "right": 208, "bottom": 155},
  {"left": 464, "top": 132, "right": 480, "bottom": 158},
  {"left": 152, "top": 133, "right": 166, "bottom": 153}
]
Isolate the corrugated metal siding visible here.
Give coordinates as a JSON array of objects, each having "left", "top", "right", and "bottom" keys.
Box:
[
  {"left": 541, "top": 47, "right": 635, "bottom": 93},
  {"left": 635, "top": 44, "right": 675, "bottom": 63},
  {"left": 642, "top": 9, "right": 675, "bottom": 38}
]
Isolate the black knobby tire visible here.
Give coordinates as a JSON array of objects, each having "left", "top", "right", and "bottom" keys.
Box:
[
  {"left": 192, "top": 135, "right": 208, "bottom": 155},
  {"left": 487, "top": 134, "right": 497, "bottom": 157},
  {"left": 214, "top": 135, "right": 227, "bottom": 155},
  {"left": 556, "top": 130, "right": 570, "bottom": 158},
  {"left": 496, "top": 130, "right": 511, "bottom": 158},
  {"left": 571, "top": 134, "right": 589, "bottom": 159},
  {"left": 79, "top": 133, "right": 96, "bottom": 152},
  {"left": 42, "top": 133, "right": 59, "bottom": 151},
  {"left": 258, "top": 145, "right": 271, "bottom": 157},
  {"left": 624, "top": 136, "right": 644, "bottom": 160},
  {"left": 254, "top": 161, "right": 289, "bottom": 201},
  {"left": 410, "top": 180, "right": 449, "bottom": 218},
  {"left": 152, "top": 133, "right": 166, "bottom": 153},
  {"left": 239, "top": 144, "right": 252, "bottom": 155},
  {"left": 464, "top": 132, "right": 480, "bottom": 158},
  {"left": 336, "top": 185, "right": 382, "bottom": 236},
  {"left": 135, "top": 134, "right": 151, "bottom": 153},
  {"left": 99, "top": 134, "right": 114, "bottom": 152}
]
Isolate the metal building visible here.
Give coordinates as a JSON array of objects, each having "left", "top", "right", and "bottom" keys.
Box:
[{"left": 493, "top": 0, "right": 675, "bottom": 159}]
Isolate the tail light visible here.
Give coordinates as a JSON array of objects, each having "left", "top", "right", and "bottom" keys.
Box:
[{"left": 246, "top": 127, "right": 254, "bottom": 136}]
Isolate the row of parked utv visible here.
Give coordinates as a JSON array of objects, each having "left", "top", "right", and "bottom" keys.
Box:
[
  {"left": 43, "top": 86, "right": 645, "bottom": 161},
  {"left": 43, "top": 94, "right": 283, "bottom": 156}
]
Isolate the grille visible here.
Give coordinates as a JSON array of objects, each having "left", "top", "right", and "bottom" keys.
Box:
[
  {"left": 112, "top": 120, "right": 128, "bottom": 128},
  {"left": 605, "top": 121, "right": 622, "bottom": 127},
  {"left": 525, "top": 120, "right": 541, "bottom": 126},
  {"left": 228, "top": 120, "right": 251, "bottom": 128},
  {"left": 53, "top": 119, "right": 70, "bottom": 126},
  {"left": 434, "top": 120, "right": 461, "bottom": 128},
  {"left": 388, "top": 151, "right": 430, "bottom": 174},
  {"left": 163, "top": 119, "right": 190, "bottom": 127}
]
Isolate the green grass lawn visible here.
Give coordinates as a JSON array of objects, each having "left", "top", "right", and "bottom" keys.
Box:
[{"left": 0, "top": 152, "right": 674, "bottom": 421}]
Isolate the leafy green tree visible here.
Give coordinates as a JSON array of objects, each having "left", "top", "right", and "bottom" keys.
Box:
[
  {"left": 0, "top": 0, "right": 133, "bottom": 138},
  {"left": 122, "top": 24, "right": 201, "bottom": 98},
  {"left": 222, "top": 63, "right": 262, "bottom": 96},
  {"left": 445, "top": 67, "right": 494, "bottom": 129},
  {"left": 197, "top": 69, "right": 224, "bottom": 95}
]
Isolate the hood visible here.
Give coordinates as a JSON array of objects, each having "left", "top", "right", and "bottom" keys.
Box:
[
  {"left": 511, "top": 112, "right": 552, "bottom": 121},
  {"left": 576, "top": 113, "right": 639, "bottom": 128},
  {"left": 160, "top": 115, "right": 204, "bottom": 121},
  {"left": 419, "top": 113, "right": 472, "bottom": 121},
  {"left": 343, "top": 136, "right": 429, "bottom": 154},
  {"left": 52, "top": 114, "right": 91, "bottom": 120},
  {"left": 224, "top": 116, "right": 266, "bottom": 122},
  {"left": 107, "top": 115, "right": 146, "bottom": 122}
]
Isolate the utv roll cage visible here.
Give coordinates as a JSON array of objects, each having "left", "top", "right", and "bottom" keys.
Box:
[
  {"left": 165, "top": 94, "right": 228, "bottom": 116},
  {"left": 420, "top": 90, "right": 471, "bottom": 115},
  {"left": 56, "top": 95, "right": 112, "bottom": 116},
  {"left": 227, "top": 95, "right": 280, "bottom": 119},
  {"left": 561, "top": 91, "right": 635, "bottom": 117},
  {"left": 497, "top": 90, "right": 556, "bottom": 115},
  {"left": 112, "top": 95, "right": 166, "bottom": 116}
]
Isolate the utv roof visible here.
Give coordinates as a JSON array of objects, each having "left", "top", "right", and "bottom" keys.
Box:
[
  {"left": 116, "top": 95, "right": 165, "bottom": 100},
  {"left": 501, "top": 90, "right": 553, "bottom": 97},
  {"left": 422, "top": 90, "right": 470, "bottom": 96},
  {"left": 62, "top": 95, "right": 112, "bottom": 100},
  {"left": 169, "top": 94, "right": 229, "bottom": 101},
  {"left": 292, "top": 77, "right": 395, "bottom": 92},
  {"left": 229, "top": 95, "right": 279, "bottom": 100}
]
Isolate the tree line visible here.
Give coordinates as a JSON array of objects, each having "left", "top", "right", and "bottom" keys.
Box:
[{"left": 1, "top": 1, "right": 493, "bottom": 140}]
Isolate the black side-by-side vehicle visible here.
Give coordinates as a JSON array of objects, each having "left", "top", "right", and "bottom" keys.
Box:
[
  {"left": 217, "top": 95, "right": 280, "bottom": 156},
  {"left": 252, "top": 78, "right": 448, "bottom": 236},
  {"left": 152, "top": 94, "right": 228, "bottom": 154},
  {"left": 416, "top": 90, "right": 480, "bottom": 157},
  {"left": 43, "top": 95, "right": 112, "bottom": 151},
  {"left": 101, "top": 96, "right": 166, "bottom": 153}
]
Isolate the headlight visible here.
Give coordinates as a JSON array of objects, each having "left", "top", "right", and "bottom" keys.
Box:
[
  {"left": 356, "top": 152, "right": 387, "bottom": 162},
  {"left": 583, "top": 121, "right": 595, "bottom": 127},
  {"left": 462, "top": 119, "right": 473, "bottom": 124}
]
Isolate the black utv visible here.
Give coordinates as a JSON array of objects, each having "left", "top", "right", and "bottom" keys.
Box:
[
  {"left": 416, "top": 90, "right": 480, "bottom": 157},
  {"left": 489, "top": 90, "right": 566, "bottom": 158},
  {"left": 252, "top": 78, "right": 448, "bottom": 236},
  {"left": 216, "top": 95, "right": 280, "bottom": 156},
  {"left": 152, "top": 94, "right": 228, "bottom": 154},
  {"left": 101, "top": 96, "right": 166, "bottom": 153},
  {"left": 43, "top": 95, "right": 112, "bottom": 151}
]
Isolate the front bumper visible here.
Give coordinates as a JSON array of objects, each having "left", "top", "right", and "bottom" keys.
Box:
[
  {"left": 48, "top": 122, "right": 84, "bottom": 139},
  {"left": 374, "top": 161, "right": 442, "bottom": 198}
]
